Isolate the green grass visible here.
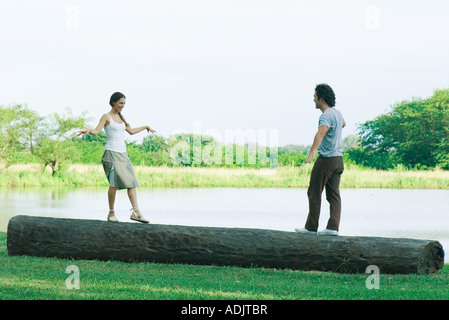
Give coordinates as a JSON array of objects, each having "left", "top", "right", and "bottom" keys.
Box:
[
  {"left": 1, "top": 232, "right": 448, "bottom": 300},
  {"left": 3, "top": 163, "right": 449, "bottom": 189}
]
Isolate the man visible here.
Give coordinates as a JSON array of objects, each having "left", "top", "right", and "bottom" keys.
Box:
[{"left": 295, "top": 84, "right": 346, "bottom": 236}]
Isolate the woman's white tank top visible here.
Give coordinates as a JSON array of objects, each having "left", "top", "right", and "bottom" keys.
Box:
[{"left": 104, "top": 114, "right": 127, "bottom": 153}]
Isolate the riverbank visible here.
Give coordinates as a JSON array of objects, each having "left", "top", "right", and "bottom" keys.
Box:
[
  {"left": 0, "top": 232, "right": 447, "bottom": 300},
  {"left": 2, "top": 163, "right": 449, "bottom": 189}
]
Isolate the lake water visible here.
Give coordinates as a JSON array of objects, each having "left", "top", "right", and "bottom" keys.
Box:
[{"left": 1, "top": 187, "right": 448, "bottom": 252}]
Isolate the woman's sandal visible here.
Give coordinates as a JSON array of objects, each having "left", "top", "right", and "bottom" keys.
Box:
[
  {"left": 107, "top": 209, "right": 119, "bottom": 222},
  {"left": 130, "top": 207, "right": 149, "bottom": 224}
]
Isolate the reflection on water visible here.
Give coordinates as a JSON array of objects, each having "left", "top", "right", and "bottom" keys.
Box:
[{"left": 1, "top": 187, "right": 448, "bottom": 251}]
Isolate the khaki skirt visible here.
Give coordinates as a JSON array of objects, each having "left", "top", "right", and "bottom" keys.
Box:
[{"left": 101, "top": 150, "right": 140, "bottom": 190}]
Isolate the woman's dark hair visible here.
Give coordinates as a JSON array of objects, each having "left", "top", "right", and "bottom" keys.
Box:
[
  {"left": 109, "top": 92, "right": 126, "bottom": 107},
  {"left": 315, "top": 84, "right": 336, "bottom": 107},
  {"left": 109, "top": 92, "right": 129, "bottom": 126}
]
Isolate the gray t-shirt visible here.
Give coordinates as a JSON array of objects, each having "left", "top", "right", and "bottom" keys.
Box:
[{"left": 318, "top": 108, "right": 345, "bottom": 157}]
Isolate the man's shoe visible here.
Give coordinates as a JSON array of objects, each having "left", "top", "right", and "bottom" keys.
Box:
[
  {"left": 318, "top": 229, "right": 338, "bottom": 236},
  {"left": 295, "top": 227, "right": 317, "bottom": 235}
]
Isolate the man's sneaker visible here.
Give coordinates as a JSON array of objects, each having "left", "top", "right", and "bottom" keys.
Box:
[
  {"left": 318, "top": 229, "right": 339, "bottom": 236},
  {"left": 295, "top": 227, "right": 317, "bottom": 235}
]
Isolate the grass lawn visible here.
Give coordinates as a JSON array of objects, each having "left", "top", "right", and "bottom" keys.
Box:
[{"left": 1, "top": 232, "right": 448, "bottom": 300}]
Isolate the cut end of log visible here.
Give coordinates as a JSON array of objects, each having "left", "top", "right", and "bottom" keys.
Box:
[{"left": 418, "top": 241, "right": 445, "bottom": 274}]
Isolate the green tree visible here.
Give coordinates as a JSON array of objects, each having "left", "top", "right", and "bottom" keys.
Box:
[
  {"left": 35, "top": 107, "right": 89, "bottom": 175},
  {"left": 0, "top": 104, "right": 22, "bottom": 160},
  {"left": 354, "top": 89, "right": 449, "bottom": 169},
  {"left": 72, "top": 131, "right": 107, "bottom": 164},
  {"left": 0, "top": 104, "right": 43, "bottom": 165},
  {"left": 278, "top": 153, "right": 307, "bottom": 167},
  {"left": 342, "top": 134, "right": 360, "bottom": 152},
  {"left": 168, "top": 133, "right": 220, "bottom": 166},
  {"left": 140, "top": 135, "right": 170, "bottom": 166}
]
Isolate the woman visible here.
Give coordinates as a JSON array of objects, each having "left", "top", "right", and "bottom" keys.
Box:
[{"left": 78, "top": 92, "right": 156, "bottom": 223}]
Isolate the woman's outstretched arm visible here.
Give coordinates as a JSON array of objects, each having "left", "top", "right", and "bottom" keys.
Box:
[
  {"left": 78, "top": 114, "right": 109, "bottom": 136},
  {"left": 126, "top": 124, "right": 156, "bottom": 135}
]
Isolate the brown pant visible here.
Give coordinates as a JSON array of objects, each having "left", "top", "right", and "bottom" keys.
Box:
[{"left": 305, "top": 155, "right": 344, "bottom": 231}]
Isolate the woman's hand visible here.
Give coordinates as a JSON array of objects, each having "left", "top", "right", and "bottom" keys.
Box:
[
  {"left": 146, "top": 126, "right": 156, "bottom": 134},
  {"left": 77, "top": 129, "right": 90, "bottom": 136}
]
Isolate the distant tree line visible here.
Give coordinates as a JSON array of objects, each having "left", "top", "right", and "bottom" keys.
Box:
[
  {"left": 0, "top": 104, "right": 311, "bottom": 175},
  {"left": 1, "top": 88, "right": 448, "bottom": 175}
]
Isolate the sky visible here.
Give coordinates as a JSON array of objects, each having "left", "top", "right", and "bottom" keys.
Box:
[{"left": 1, "top": 0, "right": 448, "bottom": 146}]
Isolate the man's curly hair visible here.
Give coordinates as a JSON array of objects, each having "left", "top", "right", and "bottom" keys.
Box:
[{"left": 315, "top": 83, "right": 336, "bottom": 107}]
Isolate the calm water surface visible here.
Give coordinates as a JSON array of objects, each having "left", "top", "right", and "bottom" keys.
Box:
[{"left": 1, "top": 187, "right": 448, "bottom": 251}]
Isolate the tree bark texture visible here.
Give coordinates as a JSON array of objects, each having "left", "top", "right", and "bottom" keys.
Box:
[{"left": 7, "top": 215, "right": 444, "bottom": 274}]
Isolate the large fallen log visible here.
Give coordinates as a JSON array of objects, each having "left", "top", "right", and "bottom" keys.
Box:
[{"left": 7, "top": 215, "right": 444, "bottom": 274}]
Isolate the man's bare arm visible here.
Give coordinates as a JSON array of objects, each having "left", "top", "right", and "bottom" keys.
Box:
[{"left": 306, "top": 125, "right": 330, "bottom": 163}]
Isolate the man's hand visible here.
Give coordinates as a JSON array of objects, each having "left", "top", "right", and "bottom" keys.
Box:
[
  {"left": 306, "top": 151, "right": 316, "bottom": 163},
  {"left": 306, "top": 125, "right": 329, "bottom": 163}
]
